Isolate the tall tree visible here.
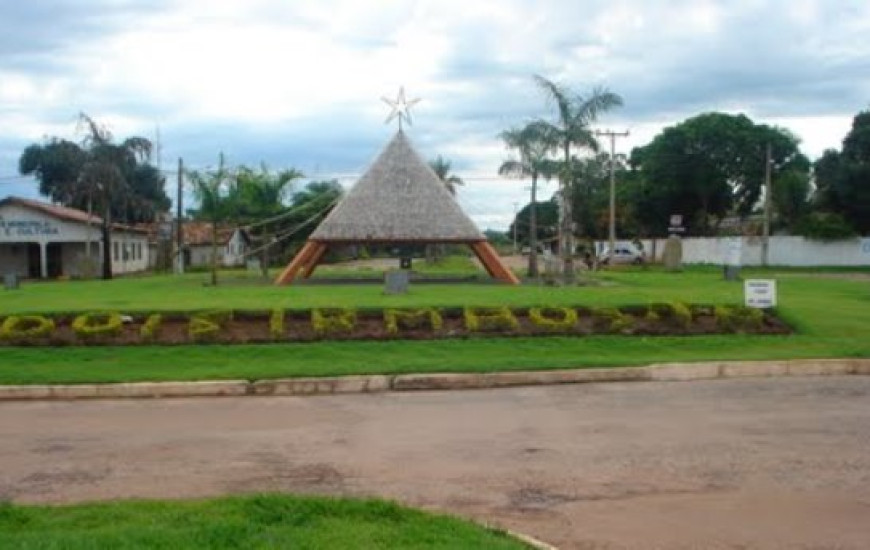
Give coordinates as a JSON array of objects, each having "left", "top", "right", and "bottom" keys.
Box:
[
  {"left": 508, "top": 199, "right": 560, "bottom": 252},
  {"left": 428, "top": 155, "right": 464, "bottom": 196},
  {"left": 532, "top": 75, "right": 622, "bottom": 281},
  {"left": 427, "top": 156, "right": 464, "bottom": 263},
  {"left": 187, "top": 153, "right": 233, "bottom": 286},
  {"left": 19, "top": 114, "right": 168, "bottom": 279},
  {"left": 227, "top": 164, "right": 305, "bottom": 273},
  {"left": 630, "top": 113, "right": 808, "bottom": 235},
  {"left": 229, "top": 164, "right": 304, "bottom": 222},
  {"left": 833, "top": 111, "right": 870, "bottom": 233},
  {"left": 499, "top": 121, "right": 557, "bottom": 277}
]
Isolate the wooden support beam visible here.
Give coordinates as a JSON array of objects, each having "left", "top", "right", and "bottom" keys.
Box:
[
  {"left": 470, "top": 241, "right": 520, "bottom": 285},
  {"left": 301, "top": 242, "right": 328, "bottom": 279},
  {"left": 274, "top": 241, "right": 318, "bottom": 285}
]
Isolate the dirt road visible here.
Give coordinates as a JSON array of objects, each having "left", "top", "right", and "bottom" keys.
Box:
[{"left": 2, "top": 376, "right": 869, "bottom": 549}]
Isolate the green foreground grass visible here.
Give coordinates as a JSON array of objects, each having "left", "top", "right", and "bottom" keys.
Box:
[
  {"left": 1, "top": 264, "right": 868, "bottom": 385},
  {"left": 0, "top": 494, "right": 528, "bottom": 549}
]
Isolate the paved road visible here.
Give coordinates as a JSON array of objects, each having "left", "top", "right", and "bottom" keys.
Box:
[{"left": 2, "top": 376, "right": 869, "bottom": 549}]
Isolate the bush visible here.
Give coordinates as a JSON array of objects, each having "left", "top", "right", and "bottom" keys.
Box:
[
  {"left": 269, "top": 309, "right": 284, "bottom": 340},
  {"left": 464, "top": 307, "right": 519, "bottom": 332},
  {"left": 796, "top": 212, "right": 857, "bottom": 241},
  {"left": 140, "top": 314, "right": 163, "bottom": 341},
  {"left": 593, "top": 307, "right": 634, "bottom": 334},
  {"left": 188, "top": 310, "right": 234, "bottom": 342},
  {"left": 649, "top": 302, "right": 692, "bottom": 330},
  {"left": 528, "top": 307, "right": 578, "bottom": 332},
  {"left": 312, "top": 308, "right": 356, "bottom": 337},
  {"left": 0, "top": 315, "right": 55, "bottom": 341},
  {"left": 71, "top": 312, "right": 123, "bottom": 340},
  {"left": 715, "top": 305, "right": 764, "bottom": 333},
  {"left": 384, "top": 308, "right": 443, "bottom": 336}
]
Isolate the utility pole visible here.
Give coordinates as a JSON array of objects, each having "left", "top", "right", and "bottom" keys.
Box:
[
  {"left": 761, "top": 143, "right": 772, "bottom": 267},
  {"left": 596, "top": 129, "right": 630, "bottom": 258},
  {"left": 176, "top": 157, "right": 185, "bottom": 274}
]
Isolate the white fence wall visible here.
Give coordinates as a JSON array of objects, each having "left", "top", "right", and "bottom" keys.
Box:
[{"left": 598, "top": 236, "right": 870, "bottom": 267}]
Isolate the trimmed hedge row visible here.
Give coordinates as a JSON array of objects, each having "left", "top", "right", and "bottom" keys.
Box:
[{"left": 0, "top": 303, "right": 783, "bottom": 345}]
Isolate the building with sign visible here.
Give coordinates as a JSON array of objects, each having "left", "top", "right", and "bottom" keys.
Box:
[{"left": 0, "top": 196, "right": 149, "bottom": 279}]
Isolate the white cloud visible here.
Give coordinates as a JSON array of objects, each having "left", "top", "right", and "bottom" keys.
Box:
[{"left": 1, "top": 0, "right": 869, "bottom": 230}]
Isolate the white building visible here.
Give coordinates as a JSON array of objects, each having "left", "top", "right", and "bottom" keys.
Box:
[{"left": 0, "top": 196, "right": 149, "bottom": 278}]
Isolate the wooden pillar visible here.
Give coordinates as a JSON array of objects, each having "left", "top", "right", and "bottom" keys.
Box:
[
  {"left": 470, "top": 241, "right": 520, "bottom": 285},
  {"left": 301, "top": 242, "right": 328, "bottom": 279},
  {"left": 274, "top": 241, "right": 318, "bottom": 285}
]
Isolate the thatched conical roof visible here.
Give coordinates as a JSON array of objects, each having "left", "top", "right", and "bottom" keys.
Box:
[{"left": 309, "top": 130, "right": 484, "bottom": 242}]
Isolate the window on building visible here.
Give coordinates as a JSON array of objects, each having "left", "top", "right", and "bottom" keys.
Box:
[
  {"left": 137, "top": 243, "right": 142, "bottom": 260},
  {"left": 113, "top": 242, "right": 119, "bottom": 261}
]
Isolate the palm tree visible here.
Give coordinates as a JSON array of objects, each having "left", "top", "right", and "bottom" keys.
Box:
[
  {"left": 499, "top": 122, "right": 556, "bottom": 277},
  {"left": 532, "top": 75, "right": 622, "bottom": 282},
  {"left": 188, "top": 153, "right": 233, "bottom": 286},
  {"left": 427, "top": 155, "right": 465, "bottom": 263},
  {"left": 428, "top": 155, "right": 464, "bottom": 196},
  {"left": 19, "top": 113, "right": 167, "bottom": 279},
  {"left": 77, "top": 114, "right": 154, "bottom": 279}
]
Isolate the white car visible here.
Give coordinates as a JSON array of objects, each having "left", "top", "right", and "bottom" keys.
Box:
[{"left": 599, "top": 246, "right": 645, "bottom": 265}]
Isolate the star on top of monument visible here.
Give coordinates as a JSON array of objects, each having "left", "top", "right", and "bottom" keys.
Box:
[{"left": 381, "top": 86, "right": 421, "bottom": 130}]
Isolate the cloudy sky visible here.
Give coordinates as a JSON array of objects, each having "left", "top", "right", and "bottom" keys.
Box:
[{"left": 1, "top": 0, "right": 868, "bottom": 230}]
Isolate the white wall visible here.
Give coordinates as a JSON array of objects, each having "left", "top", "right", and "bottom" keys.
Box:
[
  {"left": 223, "top": 230, "right": 248, "bottom": 267},
  {"left": 602, "top": 236, "right": 870, "bottom": 266},
  {"left": 109, "top": 233, "right": 149, "bottom": 274}
]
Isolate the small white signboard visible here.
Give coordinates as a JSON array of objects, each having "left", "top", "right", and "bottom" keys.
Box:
[{"left": 745, "top": 279, "right": 777, "bottom": 308}]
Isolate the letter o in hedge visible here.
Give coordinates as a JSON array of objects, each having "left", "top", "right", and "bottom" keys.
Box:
[{"left": 0, "top": 315, "right": 55, "bottom": 340}]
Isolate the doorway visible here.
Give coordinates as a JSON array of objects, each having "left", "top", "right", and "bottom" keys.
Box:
[{"left": 47, "top": 243, "right": 63, "bottom": 278}]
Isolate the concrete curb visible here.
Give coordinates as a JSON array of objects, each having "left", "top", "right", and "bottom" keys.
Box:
[
  {"left": 503, "top": 528, "right": 559, "bottom": 550},
  {"left": 0, "top": 380, "right": 250, "bottom": 400},
  {"left": 0, "top": 359, "right": 868, "bottom": 401}
]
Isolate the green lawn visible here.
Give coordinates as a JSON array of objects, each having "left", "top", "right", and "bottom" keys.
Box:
[
  {"left": 1, "top": 264, "right": 868, "bottom": 385},
  {"left": 0, "top": 494, "right": 528, "bottom": 549}
]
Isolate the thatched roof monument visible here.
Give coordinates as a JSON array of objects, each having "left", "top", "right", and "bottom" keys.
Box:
[{"left": 275, "top": 129, "right": 518, "bottom": 285}]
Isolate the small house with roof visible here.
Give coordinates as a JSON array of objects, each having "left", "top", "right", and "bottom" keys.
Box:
[
  {"left": 176, "top": 222, "right": 251, "bottom": 268},
  {"left": 0, "top": 196, "right": 149, "bottom": 278}
]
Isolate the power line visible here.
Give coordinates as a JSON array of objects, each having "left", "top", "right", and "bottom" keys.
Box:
[{"left": 243, "top": 195, "right": 343, "bottom": 258}]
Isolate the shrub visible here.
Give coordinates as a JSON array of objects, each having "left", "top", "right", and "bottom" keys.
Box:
[
  {"left": 464, "top": 307, "right": 519, "bottom": 332},
  {"left": 528, "top": 307, "right": 578, "bottom": 332},
  {"left": 384, "top": 308, "right": 443, "bottom": 336},
  {"left": 715, "top": 305, "right": 764, "bottom": 333},
  {"left": 71, "top": 312, "right": 123, "bottom": 340},
  {"left": 188, "top": 310, "right": 234, "bottom": 342},
  {"left": 312, "top": 308, "right": 356, "bottom": 337},
  {"left": 593, "top": 307, "right": 634, "bottom": 334},
  {"left": 0, "top": 315, "right": 55, "bottom": 341},
  {"left": 140, "top": 314, "right": 163, "bottom": 341},
  {"left": 648, "top": 302, "right": 692, "bottom": 330},
  {"left": 269, "top": 309, "right": 284, "bottom": 340}
]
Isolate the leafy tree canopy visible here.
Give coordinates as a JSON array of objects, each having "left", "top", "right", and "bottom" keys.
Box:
[{"left": 630, "top": 112, "right": 808, "bottom": 235}]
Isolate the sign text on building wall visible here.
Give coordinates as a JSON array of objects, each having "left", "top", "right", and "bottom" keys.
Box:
[{"left": 0, "top": 216, "right": 60, "bottom": 238}]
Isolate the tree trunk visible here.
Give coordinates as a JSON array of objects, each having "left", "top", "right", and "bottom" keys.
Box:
[
  {"left": 528, "top": 172, "right": 539, "bottom": 278},
  {"left": 101, "top": 206, "right": 113, "bottom": 280},
  {"left": 562, "top": 142, "right": 575, "bottom": 283},
  {"left": 210, "top": 219, "right": 219, "bottom": 286}
]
